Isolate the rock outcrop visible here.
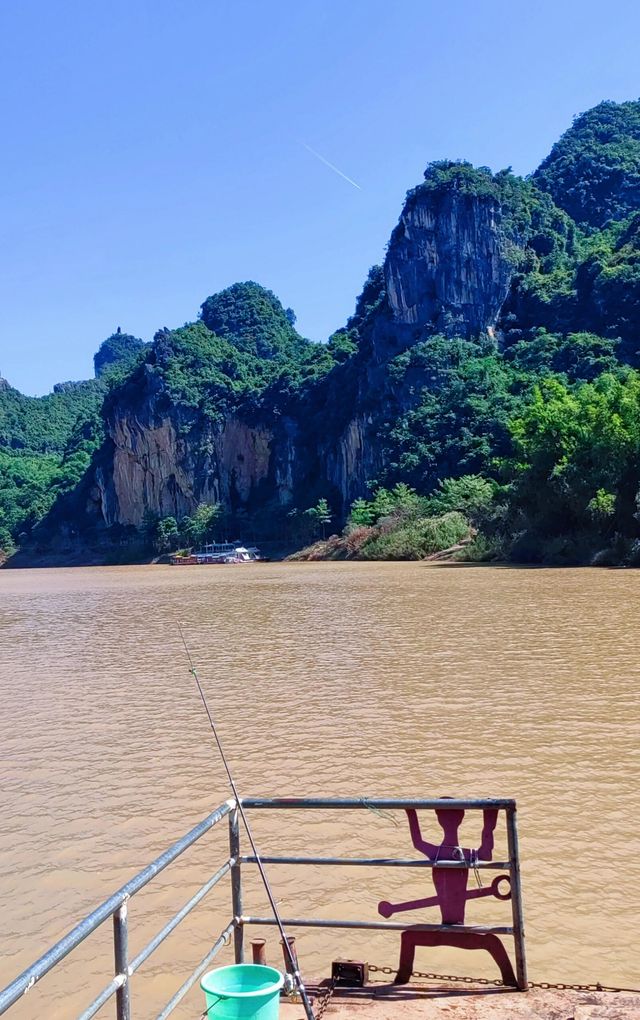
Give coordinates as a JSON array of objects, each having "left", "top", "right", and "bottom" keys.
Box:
[{"left": 384, "top": 186, "right": 515, "bottom": 340}]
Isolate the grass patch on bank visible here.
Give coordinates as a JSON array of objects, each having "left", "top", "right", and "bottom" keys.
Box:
[
  {"left": 289, "top": 510, "right": 471, "bottom": 561},
  {"left": 359, "top": 512, "right": 470, "bottom": 560}
]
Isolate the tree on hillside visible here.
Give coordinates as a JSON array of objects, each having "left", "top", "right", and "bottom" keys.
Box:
[
  {"left": 534, "top": 99, "right": 640, "bottom": 227},
  {"left": 94, "top": 329, "right": 146, "bottom": 378},
  {"left": 305, "top": 498, "right": 332, "bottom": 539},
  {"left": 347, "top": 498, "right": 376, "bottom": 528},
  {"left": 155, "top": 516, "right": 180, "bottom": 553},
  {"left": 199, "top": 282, "right": 307, "bottom": 361},
  {"left": 182, "top": 502, "right": 222, "bottom": 548},
  {"left": 504, "top": 372, "right": 640, "bottom": 553}
]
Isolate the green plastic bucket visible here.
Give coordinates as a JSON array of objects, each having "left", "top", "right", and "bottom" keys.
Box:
[{"left": 200, "top": 964, "right": 284, "bottom": 1020}]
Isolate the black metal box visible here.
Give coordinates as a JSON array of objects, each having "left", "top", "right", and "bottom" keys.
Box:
[{"left": 331, "top": 960, "right": 369, "bottom": 987}]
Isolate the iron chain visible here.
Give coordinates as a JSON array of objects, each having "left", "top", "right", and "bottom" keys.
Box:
[
  {"left": 198, "top": 965, "right": 639, "bottom": 1017},
  {"left": 313, "top": 978, "right": 336, "bottom": 1020},
  {"left": 367, "top": 964, "right": 640, "bottom": 994}
]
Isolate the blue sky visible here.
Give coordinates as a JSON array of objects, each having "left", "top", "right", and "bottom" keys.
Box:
[{"left": 1, "top": 0, "right": 639, "bottom": 395}]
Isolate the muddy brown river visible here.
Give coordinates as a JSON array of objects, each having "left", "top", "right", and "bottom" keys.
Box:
[{"left": 1, "top": 563, "right": 638, "bottom": 1017}]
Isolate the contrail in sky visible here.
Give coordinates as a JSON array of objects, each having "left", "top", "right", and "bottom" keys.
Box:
[{"left": 302, "top": 143, "right": 362, "bottom": 190}]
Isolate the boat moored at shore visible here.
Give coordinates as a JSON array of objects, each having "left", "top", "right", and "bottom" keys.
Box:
[{"left": 170, "top": 543, "right": 266, "bottom": 565}]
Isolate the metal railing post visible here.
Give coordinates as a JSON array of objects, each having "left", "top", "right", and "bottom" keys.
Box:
[
  {"left": 113, "top": 903, "right": 131, "bottom": 1020},
  {"left": 229, "top": 805, "right": 244, "bottom": 963},
  {"left": 506, "top": 806, "right": 528, "bottom": 990}
]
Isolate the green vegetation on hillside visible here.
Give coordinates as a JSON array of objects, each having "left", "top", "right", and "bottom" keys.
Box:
[
  {"left": 0, "top": 331, "right": 145, "bottom": 553},
  {"left": 501, "top": 371, "right": 640, "bottom": 563},
  {"left": 94, "top": 329, "right": 146, "bottom": 377},
  {"left": 295, "top": 356, "right": 640, "bottom": 565},
  {"left": 108, "top": 311, "right": 340, "bottom": 433},
  {"left": 534, "top": 100, "right": 640, "bottom": 228},
  {"left": 377, "top": 329, "right": 631, "bottom": 498},
  {"left": 363, "top": 325, "right": 640, "bottom": 562},
  {"left": 289, "top": 484, "right": 473, "bottom": 561},
  {"left": 0, "top": 379, "right": 104, "bottom": 453},
  {"left": 200, "top": 282, "right": 308, "bottom": 361},
  {"left": 574, "top": 215, "right": 640, "bottom": 359},
  {"left": 150, "top": 321, "right": 276, "bottom": 421}
]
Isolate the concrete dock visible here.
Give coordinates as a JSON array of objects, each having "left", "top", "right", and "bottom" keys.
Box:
[{"left": 280, "top": 981, "right": 640, "bottom": 1019}]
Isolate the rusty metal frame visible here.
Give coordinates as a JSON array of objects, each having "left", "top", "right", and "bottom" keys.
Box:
[{"left": 238, "top": 798, "right": 527, "bottom": 991}]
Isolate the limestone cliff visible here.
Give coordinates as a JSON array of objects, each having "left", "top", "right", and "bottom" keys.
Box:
[
  {"left": 87, "top": 375, "right": 283, "bottom": 528},
  {"left": 306, "top": 164, "right": 525, "bottom": 508},
  {"left": 384, "top": 187, "right": 514, "bottom": 340}
]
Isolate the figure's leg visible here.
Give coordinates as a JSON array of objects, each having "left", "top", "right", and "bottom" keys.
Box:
[
  {"left": 478, "top": 934, "right": 517, "bottom": 987},
  {"left": 393, "top": 931, "right": 419, "bottom": 984},
  {"left": 392, "top": 931, "right": 517, "bottom": 988}
]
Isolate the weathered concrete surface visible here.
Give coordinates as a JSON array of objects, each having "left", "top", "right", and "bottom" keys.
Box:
[{"left": 281, "top": 983, "right": 640, "bottom": 1020}]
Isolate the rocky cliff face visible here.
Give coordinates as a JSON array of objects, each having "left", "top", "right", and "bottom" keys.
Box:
[
  {"left": 322, "top": 415, "right": 378, "bottom": 509},
  {"left": 384, "top": 187, "right": 515, "bottom": 340},
  {"left": 41, "top": 164, "right": 528, "bottom": 542},
  {"left": 97, "top": 413, "right": 199, "bottom": 527},
  {"left": 90, "top": 395, "right": 281, "bottom": 528},
  {"left": 310, "top": 170, "right": 523, "bottom": 508},
  {"left": 81, "top": 349, "right": 304, "bottom": 530}
]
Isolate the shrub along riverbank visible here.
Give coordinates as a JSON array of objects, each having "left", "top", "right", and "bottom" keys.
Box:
[
  {"left": 288, "top": 512, "right": 472, "bottom": 562},
  {"left": 287, "top": 483, "right": 484, "bottom": 562}
]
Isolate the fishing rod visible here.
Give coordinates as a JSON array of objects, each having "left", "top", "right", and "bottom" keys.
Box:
[{"left": 178, "top": 624, "right": 315, "bottom": 1020}]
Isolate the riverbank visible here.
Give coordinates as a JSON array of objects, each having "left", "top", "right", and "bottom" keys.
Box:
[
  {"left": 1, "top": 539, "right": 298, "bottom": 568},
  {"left": 0, "top": 512, "right": 635, "bottom": 568}
]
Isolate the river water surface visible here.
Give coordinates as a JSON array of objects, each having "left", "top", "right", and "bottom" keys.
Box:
[{"left": 1, "top": 563, "right": 638, "bottom": 1017}]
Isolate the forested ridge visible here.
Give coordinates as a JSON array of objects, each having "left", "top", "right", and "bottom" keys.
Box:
[
  {"left": 3, "top": 99, "right": 640, "bottom": 566},
  {"left": 0, "top": 334, "right": 144, "bottom": 553}
]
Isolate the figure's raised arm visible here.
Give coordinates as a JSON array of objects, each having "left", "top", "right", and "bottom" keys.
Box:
[
  {"left": 405, "top": 809, "right": 439, "bottom": 858},
  {"left": 477, "top": 808, "right": 499, "bottom": 861}
]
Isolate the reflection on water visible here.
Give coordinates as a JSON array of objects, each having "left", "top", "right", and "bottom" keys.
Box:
[{"left": 0, "top": 562, "right": 638, "bottom": 1017}]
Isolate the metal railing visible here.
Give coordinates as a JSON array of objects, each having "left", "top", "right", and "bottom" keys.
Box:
[
  {"left": 0, "top": 799, "right": 236, "bottom": 1020},
  {"left": 0, "top": 796, "right": 527, "bottom": 1018}
]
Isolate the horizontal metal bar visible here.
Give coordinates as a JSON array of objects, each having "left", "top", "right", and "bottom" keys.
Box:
[
  {"left": 129, "top": 856, "right": 231, "bottom": 975},
  {"left": 130, "top": 859, "right": 233, "bottom": 974},
  {"left": 77, "top": 974, "right": 125, "bottom": 1020},
  {"left": 155, "top": 921, "right": 235, "bottom": 1020},
  {"left": 242, "top": 916, "right": 514, "bottom": 935},
  {"left": 0, "top": 800, "right": 234, "bottom": 1016},
  {"left": 240, "top": 855, "right": 511, "bottom": 870},
  {"left": 241, "top": 797, "right": 515, "bottom": 811}
]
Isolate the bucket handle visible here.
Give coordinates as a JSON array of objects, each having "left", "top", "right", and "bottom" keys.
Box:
[{"left": 204, "top": 994, "right": 227, "bottom": 1013}]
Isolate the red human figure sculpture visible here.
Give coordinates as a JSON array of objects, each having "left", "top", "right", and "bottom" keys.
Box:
[{"left": 378, "top": 807, "right": 517, "bottom": 986}]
